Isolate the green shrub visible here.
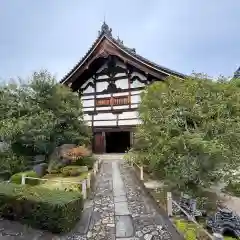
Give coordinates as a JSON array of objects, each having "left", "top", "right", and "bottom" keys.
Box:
[
  {"left": 0, "top": 182, "right": 83, "bottom": 233},
  {"left": 75, "top": 155, "right": 95, "bottom": 169},
  {"left": 224, "top": 181, "right": 240, "bottom": 197},
  {"left": 61, "top": 166, "right": 87, "bottom": 177},
  {"left": 10, "top": 170, "right": 39, "bottom": 185}
]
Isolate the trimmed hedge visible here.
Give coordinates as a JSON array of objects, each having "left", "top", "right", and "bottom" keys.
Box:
[
  {"left": 61, "top": 165, "right": 88, "bottom": 177},
  {"left": 10, "top": 170, "right": 39, "bottom": 185},
  {"left": 75, "top": 155, "right": 95, "bottom": 169},
  {"left": 0, "top": 183, "right": 83, "bottom": 233}
]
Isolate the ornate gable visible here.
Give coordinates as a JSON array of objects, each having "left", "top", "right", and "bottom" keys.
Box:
[{"left": 61, "top": 22, "right": 185, "bottom": 91}]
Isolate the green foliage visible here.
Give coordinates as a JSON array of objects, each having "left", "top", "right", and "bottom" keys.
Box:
[
  {"left": 0, "top": 182, "right": 83, "bottom": 233},
  {"left": 174, "top": 218, "right": 236, "bottom": 239},
  {"left": 10, "top": 170, "right": 39, "bottom": 185},
  {"left": 0, "top": 150, "right": 29, "bottom": 176},
  {"left": 130, "top": 74, "right": 240, "bottom": 195},
  {"left": 224, "top": 181, "right": 240, "bottom": 197},
  {"left": 75, "top": 155, "right": 95, "bottom": 169},
  {"left": 61, "top": 166, "right": 87, "bottom": 177},
  {"left": 0, "top": 70, "right": 91, "bottom": 174}
]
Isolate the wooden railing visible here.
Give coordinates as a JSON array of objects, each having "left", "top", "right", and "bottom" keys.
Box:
[{"left": 21, "top": 158, "right": 102, "bottom": 200}]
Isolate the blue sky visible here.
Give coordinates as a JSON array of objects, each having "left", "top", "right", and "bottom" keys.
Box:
[{"left": 0, "top": 0, "right": 239, "bottom": 82}]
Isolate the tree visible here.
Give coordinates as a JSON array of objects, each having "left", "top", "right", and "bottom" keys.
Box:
[
  {"left": 129, "top": 74, "right": 240, "bottom": 195},
  {"left": 0, "top": 70, "right": 91, "bottom": 170}
]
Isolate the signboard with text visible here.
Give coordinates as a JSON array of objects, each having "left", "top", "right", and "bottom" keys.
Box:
[{"left": 96, "top": 95, "right": 130, "bottom": 107}]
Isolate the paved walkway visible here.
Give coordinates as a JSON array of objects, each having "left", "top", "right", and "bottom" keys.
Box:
[
  {"left": 65, "top": 158, "right": 181, "bottom": 240},
  {"left": 0, "top": 157, "right": 182, "bottom": 239}
]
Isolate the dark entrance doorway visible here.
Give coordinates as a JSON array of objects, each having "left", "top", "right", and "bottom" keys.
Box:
[{"left": 105, "top": 131, "right": 130, "bottom": 153}]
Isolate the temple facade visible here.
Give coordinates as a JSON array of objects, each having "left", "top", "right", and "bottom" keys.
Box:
[{"left": 61, "top": 23, "right": 185, "bottom": 153}]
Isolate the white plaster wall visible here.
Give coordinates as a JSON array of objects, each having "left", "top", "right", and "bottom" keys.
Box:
[
  {"left": 116, "top": 61, "right": 126, "bottom": 69},
  {"left": 96, "top": 81, "right": 108, "bottom": 92},
  {"left": 113, "top": 105, "right": 129, "bottom": 110},
  {"left": 96, "top": 94, "right": 111, "bottom": 98},
  {"left": 115, "top": 73, "right": 126, "bottom": 78},
  {"left": 98, "top": 75, "right": 108, "bottom": 80},
  {"left": 131, "top": 103, "right": 139, "bottom": 108},
  {"left": 82, "top": 78, "right": 94, "bottom": 88},
  {"left": 131, "top": 79, "right": 146, "bottom": 88},
  {"left": 115, "top": 78, "right": 128, "bottom": 89},
  {"left": 131, "top": 72, "right": 146, "bottom": 81},
  {"left": 83, "top": 107, "right": 94, "bottom": 111},
  {"left": 118, "top": 119, "right": 141, "bottom": 125},
  {"left": 118, "top": 111, "right": 138, "bottom": 119},
  {"left": 83, "top": 114, "right": 92, "bottom": 121},
  {"left": 86, "top": 121, "right": 92, "bottom": 126},
  {"left": 94, "top": 120, "right": 117, "bottom": 126},
  {"left": 94, "top": 113, "right": 116, "bottom": 120},
  {"left": 131, "top": 95, "right": 141, "bottom": 104},
  {"left": 131, "top": 90, "right": 142, "bottom": 95},
  {"left": 81, "top": 95, "right": 94, "bottom": 100},
  {"left": 82, "top": 99, "right": 94, "bottom": 107},
  {"left": 83, "top": 85, "right": 94, "bottom": 94},
  {"left": 96, "top": 106, "right": 111, "bottom": 111},
  {"left": 113, "top": 92, "right": 128, "bottom": 97}
]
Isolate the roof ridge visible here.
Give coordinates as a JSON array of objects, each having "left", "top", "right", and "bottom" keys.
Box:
[{"left": 60, "top": 22, "right": 185, "bottom": 83}]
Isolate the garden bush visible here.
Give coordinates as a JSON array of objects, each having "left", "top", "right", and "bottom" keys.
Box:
[
  {"left": 75, "top": 155, "right": 95, "bottom": 169},
  {"left": 61, "top": 165, "right": 88, "bottom": 177},
  {"left": 0, "top": 182, "right": 83, "bottom": 233},
  {"left": 10, "top": 170, "right": 39, "bottom": 185},
  {"left": 224, "top": 181, "right": 240, "bottom": 197}
]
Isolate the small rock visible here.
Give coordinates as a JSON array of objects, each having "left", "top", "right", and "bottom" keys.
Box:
[
  {"left": 144, "top": 233, "right": 153, "bottom": 240},
  {"left": 87, "top": 231, "right": 92, "bottom": 238},
  {"left": 136, "top": 231, "right": 143, "bottom": 237},
  {"left": 107, "top": 223, "right": 115, "bottom": 227}
]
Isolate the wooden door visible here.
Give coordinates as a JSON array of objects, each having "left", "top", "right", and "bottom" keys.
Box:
[{"left": 94, "top": 132, "right": 105, "bottom": 153}]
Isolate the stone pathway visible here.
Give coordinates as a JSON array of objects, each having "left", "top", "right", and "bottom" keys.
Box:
[
  {"left": 65, "top": 158, "right": 182, "bottom": 240},
  {"left": 0, "top": 157, "right": 182, "bottom": 239}
]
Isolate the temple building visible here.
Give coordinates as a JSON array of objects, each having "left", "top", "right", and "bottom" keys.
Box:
[
  {"left": 61, "top": 22, "right": 185, "bottom": 153},
  {"left": 233, "top": 67, "right": 240, "bottom": 79}
]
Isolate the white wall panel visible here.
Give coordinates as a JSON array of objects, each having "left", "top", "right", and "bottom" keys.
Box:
[
  {"left": 131, "top": 90, "right": 142, "bottom": 95},
  {"left": 118, "top": 119, "right": 141, "bottom": 125},
  {"left": 94, "top": 113, "right": 116, "bottom": 120},
  {"left": 113, "top": 105, "right": 129, "bottom": 110},
  {"left": 113, "top": 92, "right": 129, "bottom": 97},
  {"left": 83, "top": 99, "right": 94, "bottom": 107},
  {"left": 94, "top": 120, "right": 117, "bottom": 126},
  {"left": 83, "top": 107, "right": 94, "bottom": 111},
  {"left": 131, "top": 79, "right": 145, "bottom": 88},
  {"left": 84, "top": 114, "right": 92, "bottom": 121},
  {"left": 118, "top": 111, "right": 138, "bottom": 119},
  {"left": 81, "top": 95, "right": 94, "bottom": 100},
  {"left": 115, "top": 78, "right": 128, "bottom": 89},
  {"left": 96, "top": 81, "right": 108, "bottom": 92},
  {"left": 116, "top": 61, "right": 126, "bottom": 69},
  {"left": 115, "top": 73, "right": 126, "bottom": 78},
  {"left": 131, "top": 72, "right": 146, "bottom": 81},
  {"left": 131, "top": 104, "right": 139, "bottom": 108},
  {"left": 86, "top": 121, "right": 92, "bottom": 126},
  {"left": 98, "top": 75, "right": 108, "bottom": 80},
  {"left": 83, "top": 86, "right": 94, "bottom": 94},
  {"left": 96, "top": 106, "right": 111, "bottom": 111},
  {"left": 96, "top": 94, "right": 111, "bottom": 98},
  {"left": 82, "top": 78, "right": 94, "bottom": 88},
  {"left": 131, "top": 95, "right": 141, "bottom": 104}
]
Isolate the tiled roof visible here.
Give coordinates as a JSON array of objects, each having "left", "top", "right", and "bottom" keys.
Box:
[
  {"left": 60, "top": 22, "right": 186, "bottom": 83},
  {"left": 234, "top": 67, "right": 240, "bottom": 78}
]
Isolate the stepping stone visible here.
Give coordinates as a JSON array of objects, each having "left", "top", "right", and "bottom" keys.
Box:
[{"left": 115, "top": 215, "right": 134, "bottom": 238}]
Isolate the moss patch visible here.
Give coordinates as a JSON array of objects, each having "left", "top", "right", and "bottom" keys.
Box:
[
  {"left": 39, "top": 172, "right": 89, "bottom": 192},
  {"left": 174, "top": 218, "right": 237, "bottom": 240}
]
